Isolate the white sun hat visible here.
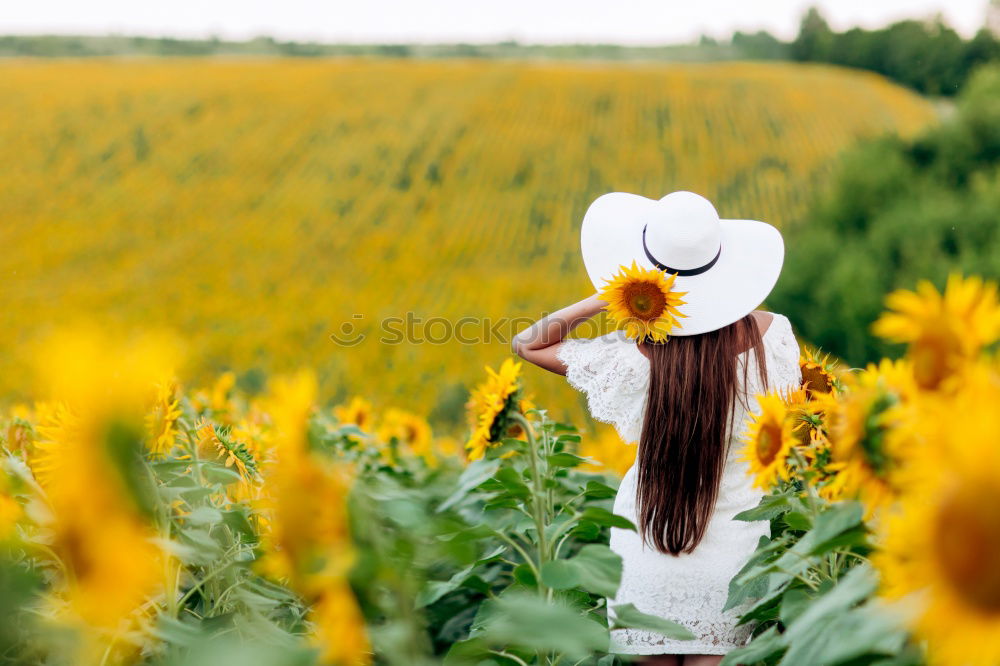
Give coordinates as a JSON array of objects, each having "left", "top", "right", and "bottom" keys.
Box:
[{"left": 581, "top": 190, "right": 784, "bottom": 336}]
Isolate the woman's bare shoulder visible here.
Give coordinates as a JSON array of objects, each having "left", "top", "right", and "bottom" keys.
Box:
[{"left": 751, "top": 310, "right": 775, "bottom": 336}]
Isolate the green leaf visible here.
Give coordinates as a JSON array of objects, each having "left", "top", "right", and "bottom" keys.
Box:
[
  {"left": 749, "top": 502, "right": 867, "bottom": 582},
  {"left": 479, "top": 592, "right": 609, "bottom": 659},
  {"left": 583, "top": 480, "right": 618, "bottom": 499},
  {"left": 334, "top": 424, "right": 367, "bottom": 438},
  {"left": 417, "top": 565, "right": 475, "bottom": 607},
  {"left": 221, "top": 509, "right": 255, "bottom": 540},
  {"left": 185, "top": 506, "right": 223, "bottom": 526},
  {"left": 485, "top": 438, "right": 523, "bottom": 459},
  {"left": 493, "top": 467, "right": 531, "bottom": 499},
  {"left": 780, "top": 564, "right": 878, "bottom": 642},
  {"left": 719, "top": 625, "right": 786, "bottom": 666},
  {"left": 579, "top": 507, "right": 636, "bottom": 531},
  {"left": 778, "top": 606, "right": 907, "bottom": 665},
  {"left": 540, "top": 560, "right": 581, "bottom": 590},
  {"left": 513, "top": 564, "right": 538, "bottom": 588},
  {"left": 547, "top": 452, "right": 588, "bottom": 468},
  {"left": 610, "top": 603, "right": 695, "bottom": 641},
  {"left": 733, "top": 492, "right": 794, "bottom": 522},
  {"left": 569, "top": 544, "right": 622, "bottom": 597},
  {"left": 784, "top": 511, "right": 813, "bottom": 531},
  {"left": 177, "top": 527, "right": 223, "bottom": 563},
  {"left": 724, "top": 567, "right": 773, "bottom": 613},
  {"left": 201, "top": 463, "right": 243, "bottom": 485},
  {"left": 803, "top": 501, "right": 864, "bottom": 555},
  {"left": 570, "top": 521, "right": 602, "bottom": 541},
  {"left": 475, "top": 544, "right": 508, "bottom": 565},
  {"left": 779, "top": 587, "right": 814, "bottom": 625},
  {"left": 437, "top": 458, "right": 501, "bottom": 512},
  {"left": 811, "top": 524, "right": 870, "bottom": 553},
  {"left": 179, "top": 487, "right": 215, "bottom": 505},
  {"left": 438, "top": 523, "right": 495, "bottom": 543},
  {"left": 737, "top": 588, "right": 784, "bottom": 625},
  {"left": 443, "top": 637, "right": 491, "bottom": 665}
]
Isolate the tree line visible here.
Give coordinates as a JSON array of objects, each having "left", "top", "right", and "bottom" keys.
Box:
[
  {"left": 769, "top": 63, "right": 1000, "bottom": 364},
  {"left": 2, "top": 7, "right": 999, "bottom": 96}
]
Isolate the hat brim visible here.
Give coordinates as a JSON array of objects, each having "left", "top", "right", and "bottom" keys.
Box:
[{"left": 581, "top": 192, "right": 784, "bottom": 336}]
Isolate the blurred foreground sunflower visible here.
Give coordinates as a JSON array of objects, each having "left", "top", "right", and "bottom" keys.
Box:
[
  {"left": 821, "top": 359, "right": 915, "bottom": 517},
  {"left": 874, "top": 370, "right": 1000, "bottom": 666},
  {"left": 873, "top": 274, "right": 1000, "bottom": 390},
  {"left": 599, "top": 261, "right": 687, "bottom": 342}
]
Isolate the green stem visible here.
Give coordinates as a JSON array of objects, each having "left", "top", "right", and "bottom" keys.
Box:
[
  {"left": 494, "top": 531, "right": 540, "bottom": 580},
  {"left": 552, "top": 530, "right": 576, "bottom": 561},
  {"left": 512, "top": 413, "right": 548, "bottom": 571},
  {"left": 791, "top": 571, "right": 820, "bottom": 591},
  {"left": 840, "top": 550, "right": 872, "bottom": 565},
  {"left": 489, "top": 651, "right": 530, "bottom": 666},
  {"left": 791, "top": 449, "right": 823, "bottom": 516},
  {"left": 175, "top": 562, "right": 232, "bottom": 609}
]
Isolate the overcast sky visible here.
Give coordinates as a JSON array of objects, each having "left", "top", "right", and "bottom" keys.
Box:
[{"left": 2, "top": 0, "right": 992, "bottom": 44}]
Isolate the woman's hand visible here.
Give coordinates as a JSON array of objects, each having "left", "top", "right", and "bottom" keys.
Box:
[{"left": 511, "top": 293, "right": 607, "bottom": 375}]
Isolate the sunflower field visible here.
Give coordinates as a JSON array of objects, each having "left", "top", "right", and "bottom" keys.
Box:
[
  {"left": 4, "top": 56, "right": 995, "bottom": 666},
  {"left": 0, "top": 58, "right": 938, "bottom": 427},
  {"left": 2, "top": 274, "right": 1000, "bottom": 665}
]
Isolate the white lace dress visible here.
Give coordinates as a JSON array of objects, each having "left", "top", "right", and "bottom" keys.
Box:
[{"left": 556, "top": 313, "right": 801, "bottom": 655}]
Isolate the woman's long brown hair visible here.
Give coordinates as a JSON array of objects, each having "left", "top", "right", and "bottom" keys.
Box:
[{"left": 636, "top": 314, "right": 768, "bottom": 555}]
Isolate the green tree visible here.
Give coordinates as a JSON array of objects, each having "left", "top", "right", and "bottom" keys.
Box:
[
  {"left": 769, "top": 64, "right": 1000, "bottom": 364},
  {"left": 791, "top": 7, "right": 834, "bottom": 62}
]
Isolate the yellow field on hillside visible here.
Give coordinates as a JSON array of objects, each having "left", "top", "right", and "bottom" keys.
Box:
[{"left": 0, "top": 59, "right": 936, "bottom": 429}]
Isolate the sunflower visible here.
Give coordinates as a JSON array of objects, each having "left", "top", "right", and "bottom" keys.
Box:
[
  {"left": 873, "top": 274, "right": 1000, "bottom": 391},
  {"left": 874, "top": 371, "right": 1000, "bottom": 665},
  {"left": 256, "top": 369, "right": 364, "bottom": 666},
  {"left": 334, "top": 397, "right": 375, "bottom": 432},
  {"left": 740, "top": 392, "right": 797, "bottom": 490},
  {"left": 599, "top": 261, "right": 688, "bottom": 342},
  {"left": 192, "top": 371, "right": 237, "bottom": 417},
  {"left": 822, "top": 359, "right": 915, "bottom": 517},
  {"left": 433, "top": 436, "right": 463, "bottom": 461},
  {"left": 27, "top": 329, "right": 173, "bottom": 637},
  {"left": 799, "top": 348, "right": 840, "bottom": 398},
  {"left": 310, "top": 580, "right": 373, "bottom": 666},
  {"left": 4, "top": 403, "right": 35, "bottom": 458},
  {"left": 146, "top": 380, "right": 182, "bottom": 458},
  {"left": 465, "top": 358, "right": 524, "bottom": 461},
  {"left": 196, "top": 421, "right": 259, "bottom": 483},
  {"left": 378, "top": 408, "right": 434, "bottom": 466}
]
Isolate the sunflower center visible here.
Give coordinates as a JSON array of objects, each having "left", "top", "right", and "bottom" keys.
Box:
[
  {"left": 934, "top": 489, "right": 1000, "bottom": 613},
  {"left": 756, "top": 423, "right": 782, "bottom": 465},
  {"left": 802, "top": 365, "right": 834, "bottom": 396},
  {"left": 622, "top": 282, "right": 666, "bottom": 320}
]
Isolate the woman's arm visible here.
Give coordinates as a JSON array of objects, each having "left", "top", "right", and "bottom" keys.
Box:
[{"left": 511, "top": 294, "right": 607, "bottom": 375}]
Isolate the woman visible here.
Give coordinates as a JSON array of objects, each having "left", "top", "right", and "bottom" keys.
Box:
[{"left": 512, "top": 191, "right": 801, "bottom": 665}]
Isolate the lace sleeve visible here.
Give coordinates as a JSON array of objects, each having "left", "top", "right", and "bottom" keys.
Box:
[
  {"left": 556, "top": 333, "right": 650, "bottom": 444},
  {"left": 763, "top": 314, "right": 802, "bottom": 393}
]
